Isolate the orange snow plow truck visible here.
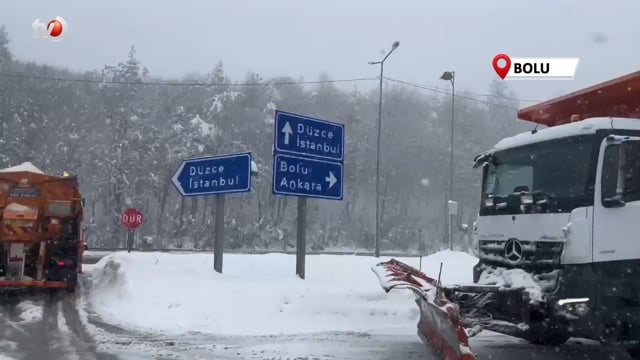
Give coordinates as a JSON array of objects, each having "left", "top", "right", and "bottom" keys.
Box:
[{"left": 0, "top": 162, "right": 84, "bottom": 293}]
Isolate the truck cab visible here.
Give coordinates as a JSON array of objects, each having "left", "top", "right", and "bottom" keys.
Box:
[{"left": 472, "top": 71, "right": 640, "bottom": 346}]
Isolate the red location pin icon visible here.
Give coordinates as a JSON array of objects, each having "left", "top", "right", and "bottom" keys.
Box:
[{"left": 492, "top": 54, "right": 511, "bottom": 79}]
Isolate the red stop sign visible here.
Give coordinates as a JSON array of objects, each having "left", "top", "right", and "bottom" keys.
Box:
[{"left": 122, "top": 208, "right": 144, "bottom": 230}]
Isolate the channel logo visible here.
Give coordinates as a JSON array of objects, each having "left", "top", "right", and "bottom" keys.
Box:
[
  {"left": 32, "top": 16, "right": 68, "bottom": 41},
  {"left": 492, "top": 54, "right": 579, "bottom": 80}
]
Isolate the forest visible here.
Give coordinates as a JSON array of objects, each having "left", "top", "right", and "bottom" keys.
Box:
[{"left": 0, "top": 26, "right": 533, "bottom": 253}]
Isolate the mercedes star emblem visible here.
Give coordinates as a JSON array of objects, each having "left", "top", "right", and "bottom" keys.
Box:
[{"left": 504, "top": 238, "right": 523, "bottom": 262}]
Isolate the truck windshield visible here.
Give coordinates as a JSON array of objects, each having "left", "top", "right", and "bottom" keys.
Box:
[{"left": 480, "top": 135, "right": 597, "bottom": 215}]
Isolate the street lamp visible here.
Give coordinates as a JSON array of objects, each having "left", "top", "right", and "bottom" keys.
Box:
[
  {"left": 440, "top": 70, "right": 455, "bottom": 250},
  {"left": 369, "top": 40, "right": 400, "bottom": 258}
]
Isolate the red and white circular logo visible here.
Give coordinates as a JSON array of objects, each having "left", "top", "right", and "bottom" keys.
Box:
[
  {"left": 47, "top": 19, "right": 64, "bottom": 37},
  {"left": 32, "top": 16, "right": 68, "bottom": 41}
]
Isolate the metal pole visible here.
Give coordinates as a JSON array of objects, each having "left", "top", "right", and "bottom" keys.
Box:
[
  {"left": 448, "top": 73, "right": 455, "bottom": 251},
  {"left": 370, "top": 42, "right": 398, "bottom": 257},
  {"left": 448, "top": 213, "right": 453, "bottom": 250},
  {"left": 375, "top": 62, "right": 384, "bottom": 258},
  {"left": 296, "top": 197, "right": 307, "bottom": 279},
  {"left": 127, "top": 230, "right": 133, "bottom": 253},
  {"left": 214, "top": 195, "right": 225, "bottom": 273}
]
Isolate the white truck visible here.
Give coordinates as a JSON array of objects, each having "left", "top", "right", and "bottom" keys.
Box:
[{"left": 373, "top": 71, "right": 640, "bottom": 360}]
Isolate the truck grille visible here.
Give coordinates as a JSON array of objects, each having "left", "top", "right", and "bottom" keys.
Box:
[{"left": 478, "top": 239, "right": 563, "bottom": 267}]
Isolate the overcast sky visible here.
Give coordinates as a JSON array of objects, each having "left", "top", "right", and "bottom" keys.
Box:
[{"left": 2, "top": 0, "right": 639, "bottom": 105}]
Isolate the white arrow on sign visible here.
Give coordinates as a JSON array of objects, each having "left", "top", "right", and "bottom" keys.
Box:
[
  {"left": 282, "top": 121, "right": 293, "bottom": 145},
  {"left": 171, "top": 161, "right": 187, "bottom": 196},
  {"left": 325, "top": 171, "right": 337, "bottom": 189}
]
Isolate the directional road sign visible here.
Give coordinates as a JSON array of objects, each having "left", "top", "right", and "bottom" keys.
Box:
[
  {"left": 172, "top": 152, "right": 252, "bottom": 197},
  {"left": 272, "top": 154, "right": 343, "bottom": 200},
  {"left": 274, "top": 110, "right": 344, "bottom": 161}
]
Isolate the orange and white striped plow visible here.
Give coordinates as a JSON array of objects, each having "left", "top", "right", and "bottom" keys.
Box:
[{"left": 372, "top": 259, "right": 477, "bottom": 360}]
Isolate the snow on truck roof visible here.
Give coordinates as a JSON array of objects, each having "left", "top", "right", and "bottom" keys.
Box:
[
  {"left": 0, "top": 162, "right": 45, "bottom": 174},
  {"left": 490, "top": 70, "right": 640, "bottom": 152},
  {"left": 492, "top": 117, "right": 640, "bottom": 151}
]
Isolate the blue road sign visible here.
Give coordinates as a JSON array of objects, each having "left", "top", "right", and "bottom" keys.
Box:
[
  {"left": 172, "top": 152, "right": 252, "bottom": 197},
  {"left": 274, "top": 110, "right": 344, "bottom": 161},
  {"left": 272, "top": 154, "right": 343, "bottom": 200}
]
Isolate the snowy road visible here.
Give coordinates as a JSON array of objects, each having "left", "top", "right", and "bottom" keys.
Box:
[
  {"left": 0, "top": 251, "right": 632, "bottom": 360},
  {"left": 104, "top": 332, "right": 631, "bottom": 360},
  {"left": 0, "top": 291, "right": 632, "bottom": 360}
]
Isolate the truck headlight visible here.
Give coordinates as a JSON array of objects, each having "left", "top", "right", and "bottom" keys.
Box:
[
  {"left": 573, "top": 302, "right": 589, "bottom": 316},
  {"left": 558, "top": 298, "right": 590, "bottom": 317}
]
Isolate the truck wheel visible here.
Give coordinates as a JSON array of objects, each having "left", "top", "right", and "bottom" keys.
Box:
[
  {"left": 627, "top": 345, "right": 640, "bottom": 359},
  {"left": 527, "top": 332, "right": 570, "bottom": 346},
  {"left": 526, "top": 322, "right": 570, "bottom": 346}
]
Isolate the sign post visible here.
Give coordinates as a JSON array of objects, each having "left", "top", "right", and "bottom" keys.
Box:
[
  {"left": 214, "top": 195, "right": 225, "bottom": 273},
  {"left": 272, "top": 110, "right": 345, "bottom": 279},
  {"left": 171, "top": 152, "right": 252, "bottom": 273},
  {"left": 122, "top": 208, "right": 144, "bottom": 253},
  {"left": 296, "top": 197, "right": 307, "bottom": 279},
  {"left": 448, "top": 200, "right": 458, "bottom": 251}
]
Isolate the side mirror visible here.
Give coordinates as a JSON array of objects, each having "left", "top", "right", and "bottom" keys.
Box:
[
  {"left": 602, "top": 141, "right": 629, "bottom": 208},
  {"left": 603, "top": 196, "right": 625, "bottom": 208}
]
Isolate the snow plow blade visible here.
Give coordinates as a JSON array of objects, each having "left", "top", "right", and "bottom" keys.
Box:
[{"left": 372, "top": 259, "right": 476, "bottom": 360}]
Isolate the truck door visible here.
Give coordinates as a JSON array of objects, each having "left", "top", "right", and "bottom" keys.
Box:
[{"left": 593, "top": 135, "right": 640, "bottom": 263}]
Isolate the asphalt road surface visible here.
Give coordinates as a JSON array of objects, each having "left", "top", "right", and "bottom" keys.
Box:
[{"left": 0, "top": 253, "right": 633, "bottom": 360}]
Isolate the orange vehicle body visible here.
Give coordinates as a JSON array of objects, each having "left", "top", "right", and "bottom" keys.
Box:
[
  {"left": 518, "top": 70, "right": 640, "bottom": 126},
  {"left": 0, "top": 163, "right": 84, "bottom": 292}
]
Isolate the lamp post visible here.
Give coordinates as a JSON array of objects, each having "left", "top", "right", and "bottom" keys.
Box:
[
  {"left": 369, "top": 41, "right": 400, "bottom": 258},
  {"left": 440, "top": 70, "right": 455, "bottom": 250}
]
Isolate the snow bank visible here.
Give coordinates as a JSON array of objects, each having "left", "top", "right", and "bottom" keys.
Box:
[
  {"left": 0, "top": 162, "right": 44, "bottom": 174},
  {"left": 477, "top": 267, "right": 553, "bottom": 303},
  {"left": 87, "top": 251, "right": 477, "bottom": 337},
  {"left": 411, "top": 250, "right": 479, "bottom": 286}
]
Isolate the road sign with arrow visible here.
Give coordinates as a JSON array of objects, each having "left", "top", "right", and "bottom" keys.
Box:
[
  {"left": 272, "top": 110, "right": 344, "bottom": 200},
  {"left": 274, "top": 110, "right": 344, "bottom": 161},
  {"left": 272, "top": 154, "right": 343, "bottom": 200},
  {"left": 271, "top": 110, "right": 345, "bottom": 280}
]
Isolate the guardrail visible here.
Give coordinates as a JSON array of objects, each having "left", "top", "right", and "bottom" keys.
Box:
[{"left": 86, "top": 247, "right": 429, "bottom": 258}]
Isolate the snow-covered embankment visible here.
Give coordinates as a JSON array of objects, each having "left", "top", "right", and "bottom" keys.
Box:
[{"left": 84, "top": 250, "right": 478, "bottom": 336}]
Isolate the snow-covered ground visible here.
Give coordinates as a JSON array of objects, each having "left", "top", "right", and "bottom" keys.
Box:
[
  {"left": 16, "top": 301, "right": 43, "bottom": 323},
  {"left": 84, "top": 250, "right": 478, "bottom": 337}
]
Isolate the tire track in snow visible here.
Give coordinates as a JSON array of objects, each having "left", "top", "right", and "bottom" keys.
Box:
[
  {"left": 60, "top": 279, "right": 120, "bottom": 360},
  {"left": 77, "top": 272, "right": 181, "bottom": 359},
  {"left": 0, "top": 295, "right": 22, "bottom": 358},
  {"left": 0, "top": 289, "right": 119, "bottom": 360},
  {"left": 0, "top": 292, "right": 69, "bottom": 360}
]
